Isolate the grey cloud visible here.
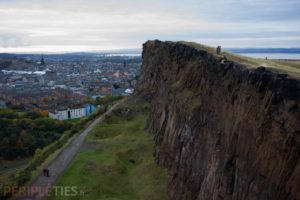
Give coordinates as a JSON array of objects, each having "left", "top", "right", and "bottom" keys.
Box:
[
  {"left": 0, "top": 0, "right": 299, "bottom": 52},
  {"left": 0, "top": 33, "right": 31, "bottom": 47}
]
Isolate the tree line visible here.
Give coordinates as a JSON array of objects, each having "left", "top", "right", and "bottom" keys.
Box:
[{"left": 0, "top": 109, "right": 72, "bottom": 160}]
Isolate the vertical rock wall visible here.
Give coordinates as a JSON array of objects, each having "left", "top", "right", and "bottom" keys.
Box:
[{"left": 135, "top": 40, "right": 300, "bottom": 200}]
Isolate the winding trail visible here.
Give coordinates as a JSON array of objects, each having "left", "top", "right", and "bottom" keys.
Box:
[{"left": 20, "top": 101, "right": 124, "bottom": 200}]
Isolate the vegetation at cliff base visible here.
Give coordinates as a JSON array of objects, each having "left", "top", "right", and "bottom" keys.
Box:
[
  {"left": 84, "top": 94, "right": 124, "bottom": 107},
  {"left": 49, "top": 103, "right": 168, "bottom": 200}
]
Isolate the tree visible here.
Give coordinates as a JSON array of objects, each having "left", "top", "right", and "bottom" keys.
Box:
[
  {"left": 113, "top": 83, "right": 120, "bottom": 89},
  {"left": 0, "top": 109, "right": 72, "bottom": 160}
]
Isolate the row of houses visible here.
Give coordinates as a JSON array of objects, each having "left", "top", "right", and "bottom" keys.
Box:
[{"left": 49, "top": 104, "right": 96, "bottom": 120}]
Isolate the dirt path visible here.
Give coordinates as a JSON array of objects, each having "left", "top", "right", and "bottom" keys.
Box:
[{"left": 20, "top": 101, "right": 124, "bottom": 200}]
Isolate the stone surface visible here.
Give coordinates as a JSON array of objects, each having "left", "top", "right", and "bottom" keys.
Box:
[{"left": 134, "top": 40, "right": 300, "bottom": 200}]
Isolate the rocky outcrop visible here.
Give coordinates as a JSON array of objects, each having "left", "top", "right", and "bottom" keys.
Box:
[{"left": 134, "top": 40, "right": 300, "bottom": 200}]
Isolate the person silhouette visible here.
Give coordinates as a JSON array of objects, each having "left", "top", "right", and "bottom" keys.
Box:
[{"left": 43, "top": 168, "right": 47, "bottom": 176}]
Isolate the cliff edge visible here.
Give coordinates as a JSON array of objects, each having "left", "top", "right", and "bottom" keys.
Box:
[{"left": 134, "top": 40, "right": 300, "bottom": 200}]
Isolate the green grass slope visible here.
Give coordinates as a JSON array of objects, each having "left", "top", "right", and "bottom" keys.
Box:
[
  {"left": 48, "top": 103, "right": 168, "bottom": 200},
  {"left": 179, "top": 41, "right": 300, "bottom": 78}
]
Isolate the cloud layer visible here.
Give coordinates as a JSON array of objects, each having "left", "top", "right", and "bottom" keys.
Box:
[{"left": 0, "top": 0, "right": 299, "bottom": 52}]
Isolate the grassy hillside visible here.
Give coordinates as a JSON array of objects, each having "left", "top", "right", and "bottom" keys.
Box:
[
  {"left": 48, "top": 102, "right": 168, "bottom": 200},
  {"left": 179, "top": 41, "right": 300, "bottom": 78}
]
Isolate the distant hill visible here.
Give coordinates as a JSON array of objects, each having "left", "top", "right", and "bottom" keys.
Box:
[
  {"left": 225, "top": 48, "right": 300, "bottom": 54},
  {"left": 0, "top": 49, "right": 142, "bottom": 61},
  {"left": 0, "top": 48, "right": 142, "bottom": 57},
  {"left": 0, "top": 53, "right": 18, "bottom": 59}
]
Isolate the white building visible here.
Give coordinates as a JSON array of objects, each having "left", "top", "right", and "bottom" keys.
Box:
[
  {"left": 49, "top": 107, "right": 86, "bottom": 120},
  {"left": 125, "top": 88, "right": 134, "bottom": 95}
]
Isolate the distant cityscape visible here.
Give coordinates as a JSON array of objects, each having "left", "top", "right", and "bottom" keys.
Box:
[
  {"left": 0, "top": 47, "right": 299, "bottom": 114},
  {"left": 0, "top": 53, "right": 141, "bottom": 113}
]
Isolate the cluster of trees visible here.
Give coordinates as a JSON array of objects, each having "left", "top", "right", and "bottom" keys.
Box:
[
  {"left": 83, "top": 94, "right": 123, "bottom": 106},
  {"left": 95, "top": 94, "right": 123, "bottom": 105},
  {"left": 0, "top": 109, "right": 72, "bottom": 160}
]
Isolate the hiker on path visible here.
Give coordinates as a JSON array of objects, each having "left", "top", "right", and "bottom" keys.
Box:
[
  {"left": 46, "top": 169, "right": 50, "bottom": 177},
  {"left": 43, "top": 168, "right": 50, "bottom": 177},
  {"left": 43, "top": 168, "right": 47, "bottom": 177}
]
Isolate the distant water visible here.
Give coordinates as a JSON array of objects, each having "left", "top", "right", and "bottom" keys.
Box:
[
  {"left": 2, "top": 70, "right": 47, "bottom": 75},
  {"left": 106, "top": 53, "right": 141, "bottom": 57},
  {"left": 237, "top": 53, "right": 300, "bottom": 60}
]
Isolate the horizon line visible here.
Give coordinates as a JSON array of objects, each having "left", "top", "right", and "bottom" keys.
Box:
[{"left": 1, "top": 47, "right": 300, "bottom": 55}]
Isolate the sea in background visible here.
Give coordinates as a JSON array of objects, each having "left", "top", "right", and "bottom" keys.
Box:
[
  {"left": 1, "top": 69, "right": 49, "bottom": 75},
  {"left": 106, "top": 53, "right": 141, "bottom": 57},
  {"left": 237, "top": 53, "right": 300, "bottom": 60}
]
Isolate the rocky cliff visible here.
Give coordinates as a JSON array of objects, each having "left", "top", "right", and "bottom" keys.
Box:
[{"left": 134, "top": 40, "right": 300, "bottom": 200}]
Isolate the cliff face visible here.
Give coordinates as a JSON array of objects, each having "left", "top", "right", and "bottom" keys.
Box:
[{"left": 134, "top": 40, "right": 300, "bottom": 200}]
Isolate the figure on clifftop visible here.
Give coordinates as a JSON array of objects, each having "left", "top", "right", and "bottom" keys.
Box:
[{"left": 216, "top": 46, "right": 221, "bottom": 54}]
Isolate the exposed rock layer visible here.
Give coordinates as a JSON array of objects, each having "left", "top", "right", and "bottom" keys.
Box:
[{"left": 134, "top": 40, "right": 300, "bottom": 200}]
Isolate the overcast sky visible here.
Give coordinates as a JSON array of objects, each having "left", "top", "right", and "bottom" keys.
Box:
[{"left": 0, "top": 0, "right": 299, "bottom": 53}]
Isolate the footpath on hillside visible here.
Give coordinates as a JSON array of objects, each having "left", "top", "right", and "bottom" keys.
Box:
[{"left": 19, "top": 100, "right": 124, "bottom": 200}]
